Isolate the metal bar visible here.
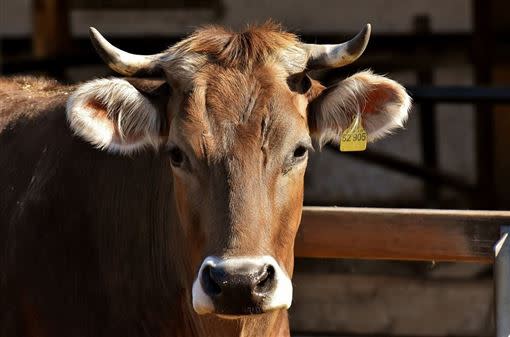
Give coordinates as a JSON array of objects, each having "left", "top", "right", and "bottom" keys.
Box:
[{"left": 495, "top": 225, "right": 510, "bottom": 337}]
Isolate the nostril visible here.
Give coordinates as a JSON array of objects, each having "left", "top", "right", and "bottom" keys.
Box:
[
  {"left": 254, "top": 264, "right": 275, "bottom": 294},
  {"left": 202, "top": 265, "right": 222, "bottom": 296}
]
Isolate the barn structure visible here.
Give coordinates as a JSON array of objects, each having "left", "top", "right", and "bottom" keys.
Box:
[{"left": 1, "top": 0, "right": 510, "bottom": 336}]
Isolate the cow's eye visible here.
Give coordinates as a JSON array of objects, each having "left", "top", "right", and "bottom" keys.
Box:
[
  {"left": 293, "top": 145, "right": 308, "bottom": 159},
  {"left": 284, "top": 142, "right": 311, "bottom": 174},
  {"left": 168, "top": 146, "right": 185, "bottom": 167}
]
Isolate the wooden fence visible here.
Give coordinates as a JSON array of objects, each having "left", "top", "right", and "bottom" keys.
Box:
[{"left": 295, "top": 207, "right": 510, "bottom": 336}]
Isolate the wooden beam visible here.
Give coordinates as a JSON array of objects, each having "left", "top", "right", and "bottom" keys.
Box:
[
  {"left": 493, "top": 69, "right": 510, "bottom": 211},
  {"left": 32, "top": 0, "right": 70, "bottom": 58},
  {"left": 473, "top": 0, "right": 496, "bottom": 209},
  {"left": 295, "top": 207, "right": 509, "bottom": 263},
  {"left": 70, "top": 0, "right": 221, "bottom": 10}
]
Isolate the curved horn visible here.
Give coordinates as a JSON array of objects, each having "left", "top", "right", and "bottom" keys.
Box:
[
  {"left": 89, "top": 27, "right": 165, "bottom": 76},
  {"left": 304, "top": 24, "right": 371, "bottom": 69}
]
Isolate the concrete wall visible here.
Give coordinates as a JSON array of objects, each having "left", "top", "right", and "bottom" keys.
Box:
[{"left": 290, "top": 273, "right": 493, "bottom": 335}]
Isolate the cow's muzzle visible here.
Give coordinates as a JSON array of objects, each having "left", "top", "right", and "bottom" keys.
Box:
[{"left": 192, "top": 256, "right": 292, "bottom": 316}]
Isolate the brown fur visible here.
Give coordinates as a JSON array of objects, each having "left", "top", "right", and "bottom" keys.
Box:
[
  {"left": 0, "top": 76, "right": 73, "bottom": 131},
  {"left": 0, "top": 68, "right": 305, "bottom": 337},
  {"left": 171, "top": 22, "right": 299, "bottom": 68},
  {"left": 162, "top": 22, "right": 308, "bottom": 88},
  {"left": 0, "top": 23, "right": 410, "bottom": 337},
  {"left": 167, "top": 59, "right": 309, "bottom": 273}
]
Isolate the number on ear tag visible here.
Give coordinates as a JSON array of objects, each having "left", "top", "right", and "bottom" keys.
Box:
[{"left": 340, "top": 114, "right": 367, "bottom": 152}]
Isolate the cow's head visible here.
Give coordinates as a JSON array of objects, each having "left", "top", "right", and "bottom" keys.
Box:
[{"left": 67, "top": 23, "right": 410, "bottom": 317}]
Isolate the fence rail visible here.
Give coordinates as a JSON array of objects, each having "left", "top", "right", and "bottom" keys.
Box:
[
  {"left": 296, "top": 207, "right": 509, "bottom": 263},
  {"left": 296, "top": 207, "right": 510, "bottom": 335}
]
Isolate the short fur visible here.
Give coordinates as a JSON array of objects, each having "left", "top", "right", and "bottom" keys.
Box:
[
  {"left": 161, "top": 22, "right": 308, "bottom": 88},
  {"left": 0, "top": 23, "right": 410, "bottom": 337}
]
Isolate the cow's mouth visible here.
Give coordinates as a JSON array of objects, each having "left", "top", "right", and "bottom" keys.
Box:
[{"left": 191, "top": 256, "right": 293, "bottom": 317}]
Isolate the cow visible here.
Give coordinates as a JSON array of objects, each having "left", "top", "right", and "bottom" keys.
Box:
[{"left": 0, "top": 22, "right": 410, "bottom": 337}]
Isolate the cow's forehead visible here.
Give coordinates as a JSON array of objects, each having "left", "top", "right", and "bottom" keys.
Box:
[
  {"left": 163, "top": 22, "right": 311, "bottom": 158},
  {"left": 198, "top": 65, "right": 281, "bottom": 124},
  {"left": 172, "top": 64, "right": 307, "bottom": 160}
]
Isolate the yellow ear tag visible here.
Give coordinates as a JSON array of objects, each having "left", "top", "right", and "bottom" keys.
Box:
[{"left": 340, "top": 113, "right": 367, "bottom": 152}]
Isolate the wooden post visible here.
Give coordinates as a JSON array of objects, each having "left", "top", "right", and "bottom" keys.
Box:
[
  {"left": 32, "top": 0, "right": 71, "bottom": 58},
  {"left": 414, "top": 15, "right": 439, "bottom": 207},
  {"left": 472, "top": 0, "right": 495, "bottom": 209},
  {"left": 491, "top": 0, "right": 510, "bottom": 210}
]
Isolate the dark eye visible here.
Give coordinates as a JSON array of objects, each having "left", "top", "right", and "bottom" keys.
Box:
[
  {"left": 169, "top": 147, "right": 185, "bottom": 167},
  {"left": 283, "top": 143, "right": 310, "bottom": 174},
  {"left": 287, "top": 73, "right": 312, "bottom": 94},
  {"left": 293, "top": 145, "right": 308, "bottom": 159}
]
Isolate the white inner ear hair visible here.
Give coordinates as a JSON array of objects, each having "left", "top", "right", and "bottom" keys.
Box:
[
  {"left": 66, "top": 78, "right": 161, "bottom": 154},
  {"left": 355, "top": 71, "right": 411, "bottom": 142},
  {"left": 315, "top": 71, "right": 411, "bottom": 147}
]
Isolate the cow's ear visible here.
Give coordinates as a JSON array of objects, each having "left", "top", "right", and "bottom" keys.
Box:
[
  {"left": 66, "top": 78, "right": 170, "bottom": 154},
  {"left": 307, "top": 71, "right": 411, "bottom": 147}
]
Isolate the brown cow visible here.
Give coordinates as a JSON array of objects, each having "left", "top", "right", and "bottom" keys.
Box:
[{"left": 0, "top": 23, "right": 410, "bottom": 337}]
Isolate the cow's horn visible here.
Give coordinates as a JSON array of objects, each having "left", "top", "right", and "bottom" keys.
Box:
[
  {"left": 303, "top": 24, "right": 371, "bottom": 69},
  {"left": 89, "top": 27, "right": 165, "bottom": 76}
]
